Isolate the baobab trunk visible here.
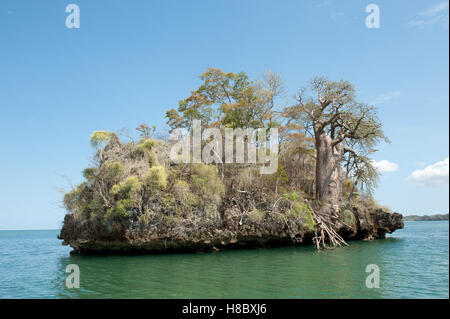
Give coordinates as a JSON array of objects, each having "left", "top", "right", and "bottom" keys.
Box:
[{"left": 315, "top": 131, "right": 343, "bottom": 216}]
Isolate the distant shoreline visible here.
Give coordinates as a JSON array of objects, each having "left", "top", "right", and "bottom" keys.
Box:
[
  {"left": 0, "top": 229, "right": 59, "bottom": 232},
  {"left": 403, "top": 214, "right": 449, "bottom": 222}
]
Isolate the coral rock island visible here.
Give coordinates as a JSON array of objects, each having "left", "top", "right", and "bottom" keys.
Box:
[
  {"left": 59, "top": 70, "right": 404, "bottom": 254},
  {"left": 59, "top": 134, "right": 403, "bottom": 254}
]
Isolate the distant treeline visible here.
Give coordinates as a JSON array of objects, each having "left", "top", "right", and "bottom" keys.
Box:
[{"left": 404, "top": 214, "right": 449, "bottom": 221}]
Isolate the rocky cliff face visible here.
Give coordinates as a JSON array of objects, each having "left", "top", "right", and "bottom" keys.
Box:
[
  {"left": 353, "top": 207, "right": 404, "bottom": 240},
  {"left": 59, "top": 207, "right": 403, "bottom": 254},
  {"left": 336, "top": 207, "right": 404, "bottom": 241}
]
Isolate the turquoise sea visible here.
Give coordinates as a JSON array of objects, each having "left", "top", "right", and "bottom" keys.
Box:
[{"left": 0, "top": 221, "right": 448, "bottom": 298}]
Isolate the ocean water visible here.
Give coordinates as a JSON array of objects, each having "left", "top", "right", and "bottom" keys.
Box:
[{"left": 0, "top": 221, "right": 448, "bottom": 299}]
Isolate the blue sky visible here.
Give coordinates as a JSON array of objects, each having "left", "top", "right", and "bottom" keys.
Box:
[{"left": 0, "top": 0, "right": 448, "bottom": 229}]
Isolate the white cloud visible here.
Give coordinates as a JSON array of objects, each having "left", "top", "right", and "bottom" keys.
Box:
[
  {"left": 408, "top": 157, "right": 449, "bottom": 186},
  {"left": 372, "top": 160, "right": 399, "bottom": 173},
  {"left": 408, "top": 1, "right": 449, "bottom": 29},
  {"left": 315, "top": 0, "right": 332, "bottom": 8},
  {"left": 414, "top": 161, "right": 427, "bottom": 167},
  {"left": 419, "top": 1, "right": 449, "bottom": 16},
  {"left": 371, "top": 91, "right": 401, "bottom": 106},
  {"left": 408, "top": 20, "right": 426, "bottom": 28}
]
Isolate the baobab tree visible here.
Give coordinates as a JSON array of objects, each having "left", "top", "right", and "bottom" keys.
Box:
[{"left": 284, "top": 77, "right": 388, "bottom": 216}]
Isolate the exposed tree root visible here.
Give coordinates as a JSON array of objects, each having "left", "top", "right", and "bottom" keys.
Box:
[{"left": 305, "top": 200, "right": 349, "bottom": 250}]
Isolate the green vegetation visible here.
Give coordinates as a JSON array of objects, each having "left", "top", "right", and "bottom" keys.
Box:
[
  {"left": 340, "top": 209, "right": 356, "bottom": 229},
  {"left": 145, "top": 166, "right": 167, "bottom": 190},
  {"left": 282, "top": 191, "right": 316, "bottom": 231}
]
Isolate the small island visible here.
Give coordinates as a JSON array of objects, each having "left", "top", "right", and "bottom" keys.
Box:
[
  {"left": 404, "top": 214, "right": 449, "bottom": 222},
  {"left": 59, "top": 69, "right": 403, "bottom": 254}
]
